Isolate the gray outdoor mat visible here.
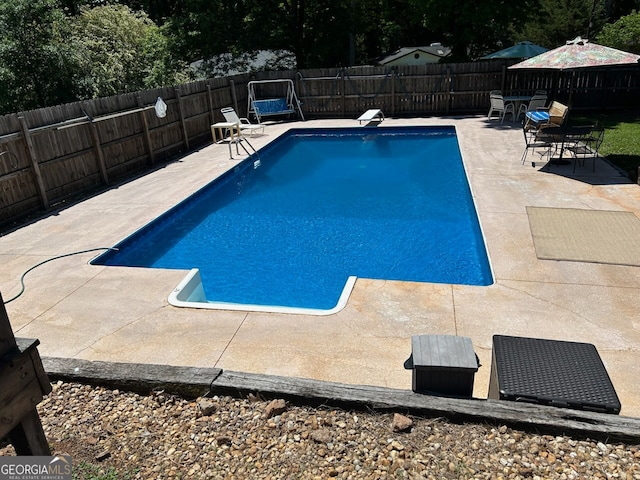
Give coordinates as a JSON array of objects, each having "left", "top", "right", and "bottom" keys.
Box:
[{"left": 527, "top": 206, "right": 640, "bottom": 266}]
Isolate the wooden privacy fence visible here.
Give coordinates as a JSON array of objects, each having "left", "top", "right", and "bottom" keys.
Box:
[
  {"left": 297, "top": 62, "right": 497, "bottom": 117},
  {"left": 297, "top": 61, "right": 640, "bottom": 117},
  {"left": 0, "top": 74, "right": 252, "bottom": 226},
  {"left": 0, "top": 60, "right": 638, "bottom": 227}
]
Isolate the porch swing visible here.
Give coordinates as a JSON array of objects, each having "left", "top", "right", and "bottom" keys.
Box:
[{"left": 247, "top": 79, "right": 305, "bottom": 123}]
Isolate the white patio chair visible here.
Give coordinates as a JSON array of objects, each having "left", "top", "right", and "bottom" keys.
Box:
[
  {"left": 487, "top": 94, "right": 515, "bottom": 123},
  {"left": 516, "top": 94, "right": 548, "bottom": 122},
  {"left": 221, "top": 107, "right": 266, "bottom": 136}
]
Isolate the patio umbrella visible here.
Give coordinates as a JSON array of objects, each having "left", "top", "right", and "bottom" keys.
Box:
[
  {"left": 480, "top": 41, "right": 548, "bottom": 60},
  {"left": 508, "top": 37, "right": 640, "bottom": 106},
  {"left": 508, "top": 37, "right": 640, "bottom": 70}
]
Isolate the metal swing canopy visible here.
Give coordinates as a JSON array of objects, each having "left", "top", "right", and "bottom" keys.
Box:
[{"left": 247, "top": 79, "right": 305, "bottom": 123}]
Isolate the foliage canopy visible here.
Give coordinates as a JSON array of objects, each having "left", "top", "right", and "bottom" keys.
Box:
[
  {"left": 0, "top": 0, "right": 638, "bottom": 115},
  {"left": 0, "top": 0, "right": 76, "bottom": 112},
  {"left": 596, "top": 10, "right": 640, "bottom": 53},
  {"left": 71, "top": 4, "right": 186, "bottom": 99}
]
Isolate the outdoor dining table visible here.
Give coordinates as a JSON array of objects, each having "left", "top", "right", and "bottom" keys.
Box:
[
  {"left": 503, "top": 95, "right": 533, "bottom": 116},
  {"left": 536, "top": 125, "right": 593, "bottom": 164}
]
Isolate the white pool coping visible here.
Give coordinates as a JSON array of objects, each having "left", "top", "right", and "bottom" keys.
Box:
[{"left": 168, "top": 268, "right": 357, "bottom": 316}]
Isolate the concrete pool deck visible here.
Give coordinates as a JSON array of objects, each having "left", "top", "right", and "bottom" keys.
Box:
[{"left": 2, "top": 116, "right": 639, "bottom": 417}]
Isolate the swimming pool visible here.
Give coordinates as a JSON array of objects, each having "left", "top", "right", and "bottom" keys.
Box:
[{"left": 92, "top": 126, "right": 493, "bottom": 314}]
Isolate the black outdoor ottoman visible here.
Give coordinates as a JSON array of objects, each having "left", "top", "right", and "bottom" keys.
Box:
[{"left": 488, "top": 335, "right": 621, "bottom": 414}]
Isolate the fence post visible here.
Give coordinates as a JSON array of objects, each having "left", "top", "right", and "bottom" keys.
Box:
[
  {"left": 174, "top": 87, "right": 190, "bottom": 151},
  {"left": 294, "top": 72, "right": 302, "bottom": 116},
  {"left": 391, "top": 69, "right": 395, "bottom": 116},
  {"left": 206, "top": 83, "right": 215, "bottom": 126},
  {"left": 88, "top": 122, "right": 109, "bottom": 186},
  {"left": 341, "top": 69, "right": 346, "bottom": 118},
  {"left": 446, "top": 67, "right": 452, "bottom": 115},
  {"left": 137, "top": 95, "right": 155, "bottom": 166},
  {"left": 18, "top": 116, "right": 48, "bottom": 210},
  {"left": 230, "top": 79, "right": 238, "bottom": 114}
]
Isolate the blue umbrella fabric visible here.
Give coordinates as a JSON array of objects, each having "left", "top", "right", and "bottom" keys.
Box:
[{"left": 481, "top": 41, "right": 548, "bottom": 60}]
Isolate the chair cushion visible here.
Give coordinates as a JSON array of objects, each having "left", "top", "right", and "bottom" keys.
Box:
[
  {"left": 253, "top": 98, "right": 293, "bottom": 115},
  {"left": 526, "top": 111, "right": 550, "bottom": 123}
]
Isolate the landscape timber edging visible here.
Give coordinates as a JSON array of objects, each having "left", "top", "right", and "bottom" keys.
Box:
[{"left": 41, "top": 357, "right": 640, "bottom": 444}]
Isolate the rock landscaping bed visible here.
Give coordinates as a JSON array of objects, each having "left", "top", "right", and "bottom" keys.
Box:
[{"left": 2, "top": 381, "right": 639, "bottom": 479}]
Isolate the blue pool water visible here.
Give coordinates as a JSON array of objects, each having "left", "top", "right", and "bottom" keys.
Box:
[{"left": 93, "top": 126, "right": 493, "bottom": 310}]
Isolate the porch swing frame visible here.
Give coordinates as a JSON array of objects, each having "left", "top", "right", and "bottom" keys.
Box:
[{"left": 247, "top": 79, "right": 305, "bottom": 123}]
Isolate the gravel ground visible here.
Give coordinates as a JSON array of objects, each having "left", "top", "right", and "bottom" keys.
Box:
[{"left": 2, "top": 381, "right": 640, "bottom": 479}]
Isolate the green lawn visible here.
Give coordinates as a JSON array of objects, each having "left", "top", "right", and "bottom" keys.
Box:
[{"left": 573, "top": 110, "right": 640, "bottom": 180}]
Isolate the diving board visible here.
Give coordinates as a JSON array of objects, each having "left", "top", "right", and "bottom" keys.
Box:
[{"left": 358, "top": 109, "right": 384, "bottom": 125}]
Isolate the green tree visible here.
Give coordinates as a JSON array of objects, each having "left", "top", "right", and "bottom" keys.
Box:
[
  {"left": 161, "top": 0, "right": 438, "bottom": 70},
  {"left": 516, "top": 0, "right": 607, "bottom": 49},
  {"left": 70, "top": 4, "right": 184, "bottom": 99},
  {"left": 0, "top": 0, "right": 76, "bottom": 113},
  {"left": 142, "top": 23, "right": 191, "bottom": 88},
  {"left": 238, "top": 0, "right": 432, "bottom": 67},
  {"left": 408, "top": 0, "right": 541, "bottom": 60},
  {"left": 605, "top": 0, "right": 640, "bottom": 22},
  {"left": 596, "top": 10, "right": 640, "bottom": 53},
  {"left": 351, "top": 0, "right": 436, "bottom": 65},
  {"left": 292, "top": 0, "right": 352, "bottom": 67},
  {"left": 58, "top": 0, "right": 107, "bottom": 16},
  {"left": 120, "top": 0, "right": 181, "bottom": 23},
  {"left": 162, "top": 0, "right": 248, "bottom": 63}
]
